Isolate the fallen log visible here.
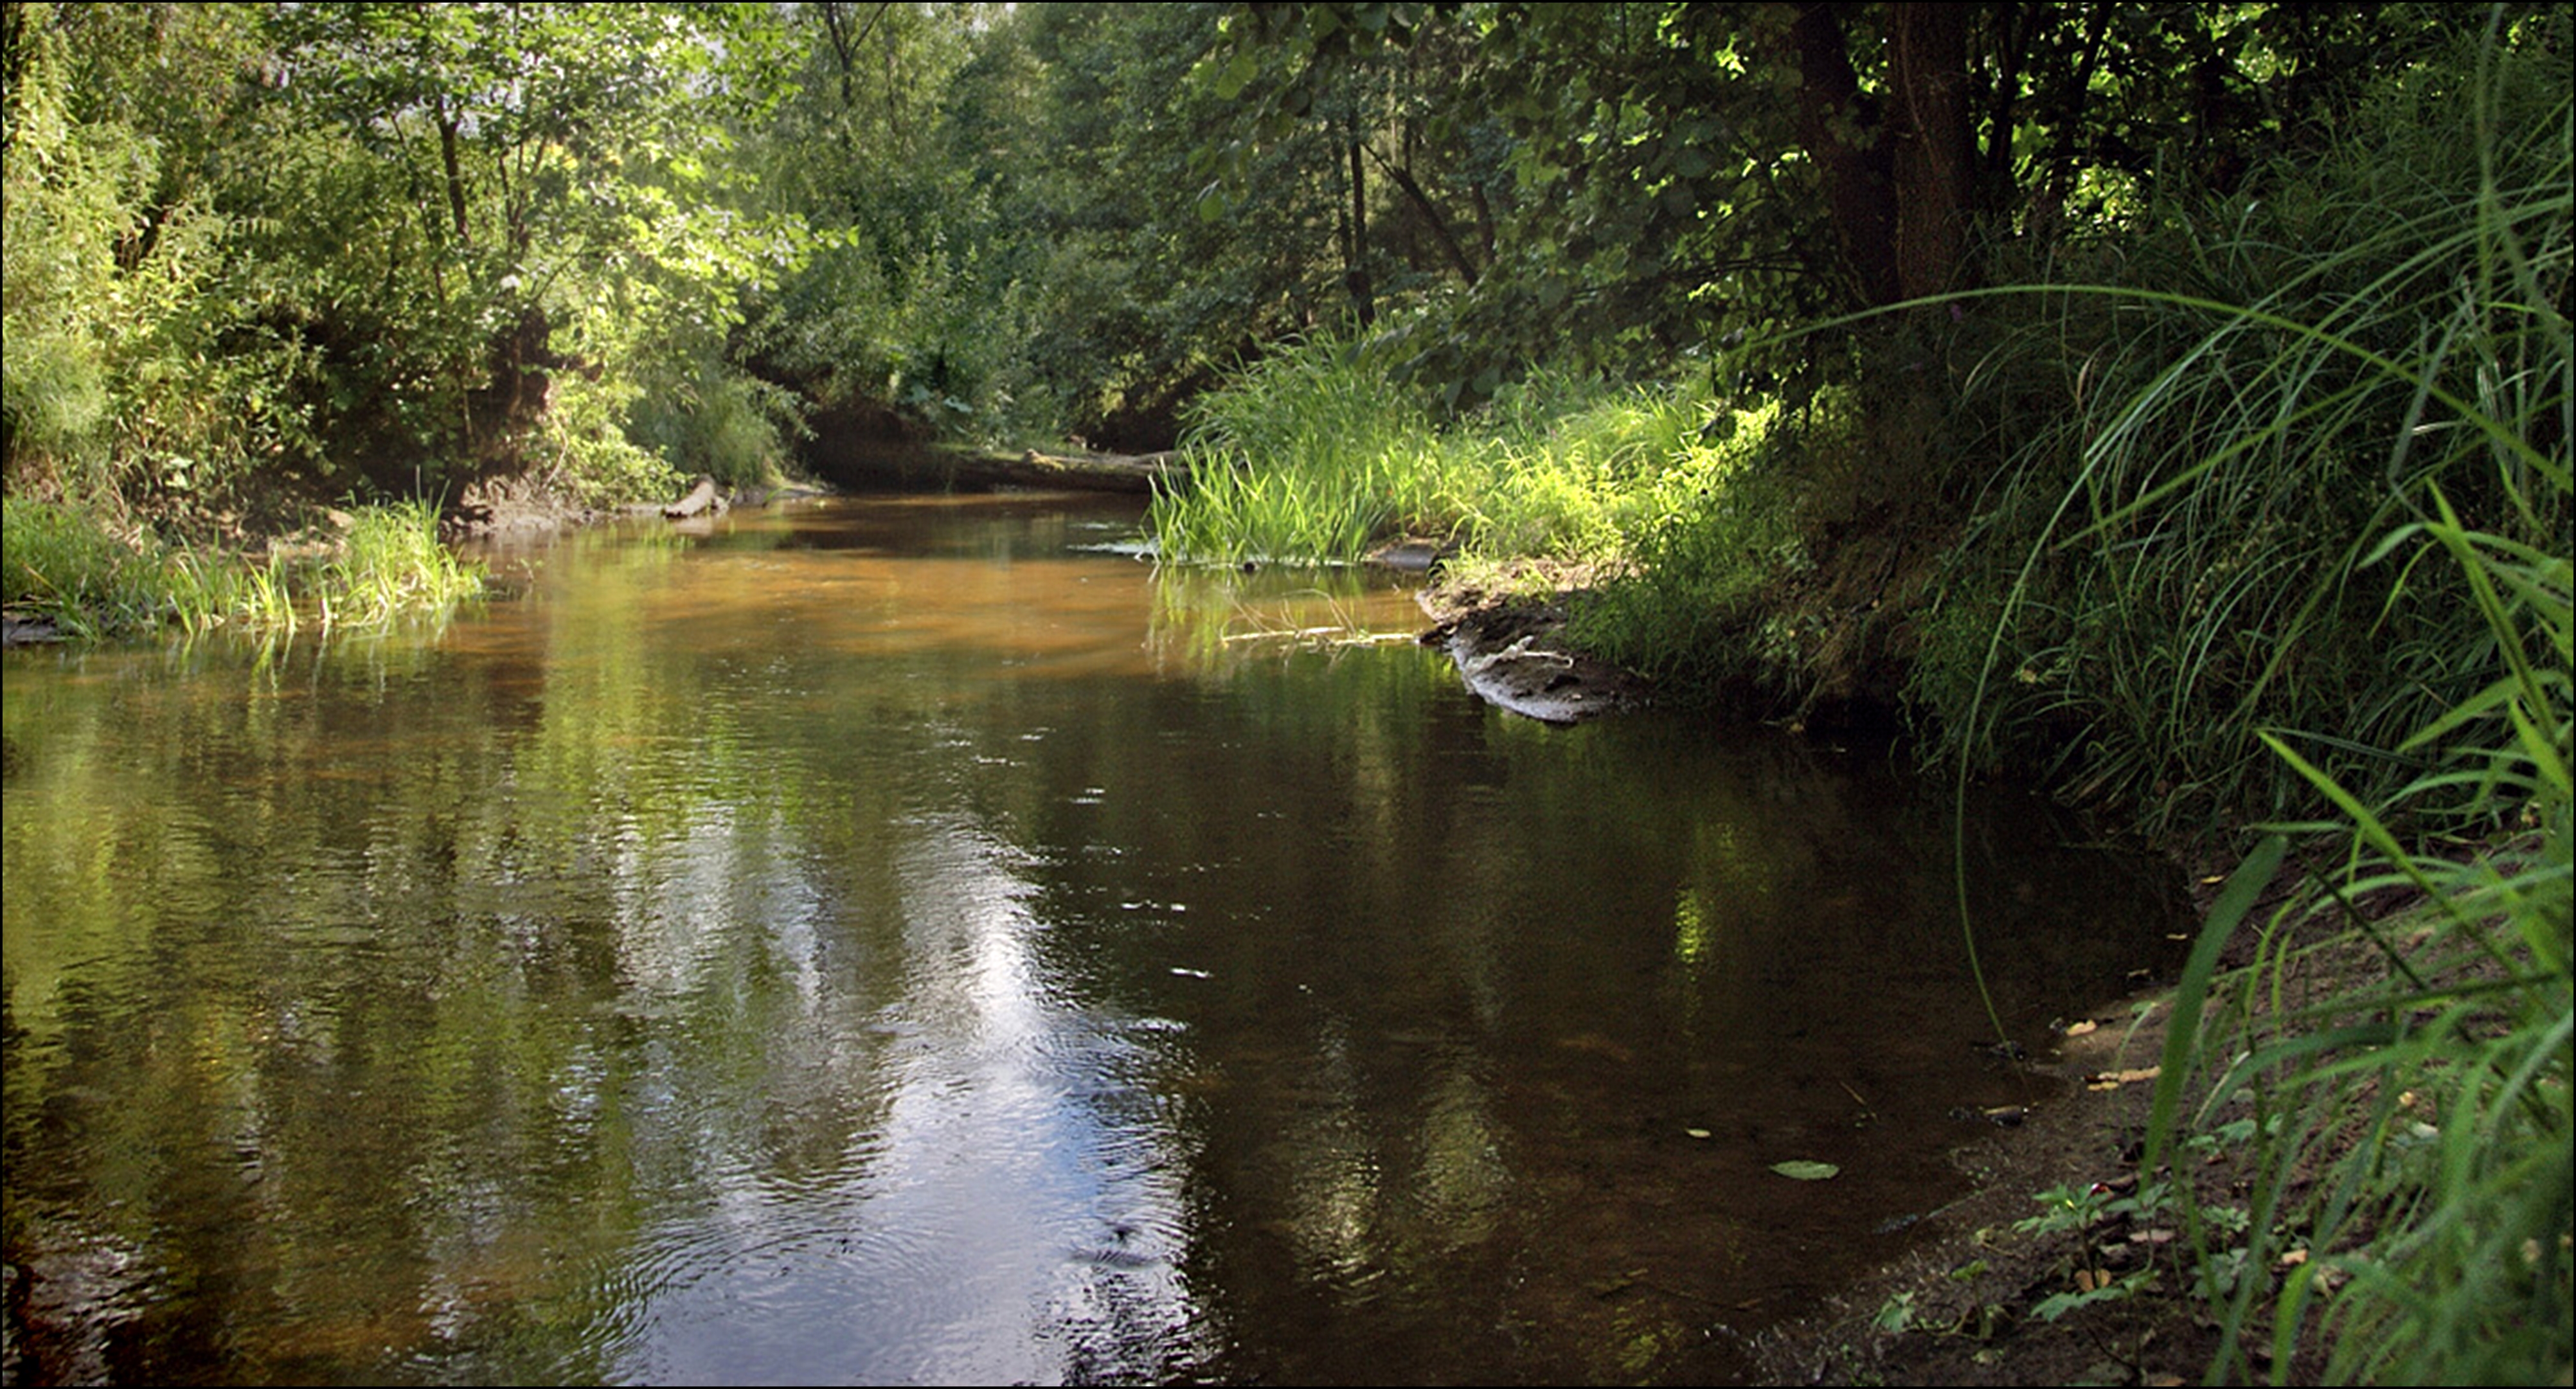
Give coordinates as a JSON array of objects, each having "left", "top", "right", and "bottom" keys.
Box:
[
  {"left": 945, "top": 449, "right": 1186, "bottom": 494},
  {"left": 663, "top": 475, "right": 727, "bottom": 519}
]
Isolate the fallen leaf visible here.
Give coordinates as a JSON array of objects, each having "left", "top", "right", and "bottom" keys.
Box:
[
  {"left": 2064, "top": 1019, "right": 2098, "bottom": 1037},
  {"left": 1685, "top": 1127, "right": 1712, "bottom": 1140},
  {"left": 1771, "top": 1160, "right": 1840, "bottom": 1181}
]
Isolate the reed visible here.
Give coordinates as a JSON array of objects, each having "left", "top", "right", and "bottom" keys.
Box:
[
  {"left": 1146, "top": 334, "right": 1730, "bottom": 568},
  {"left": 2, "top": 496, "right": 483, "bottom": 638}
]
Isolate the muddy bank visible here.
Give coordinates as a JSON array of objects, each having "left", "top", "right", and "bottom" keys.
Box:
[{"left": 1731, "top": 836, "right": 2385, "bottom": 1388}]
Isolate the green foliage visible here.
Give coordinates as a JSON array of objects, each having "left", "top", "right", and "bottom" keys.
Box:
[
  {"left": 1, "top": 3, "right": 307, "bottom": 509},
  {"left": 1564, "top": 401, "right": 1814, "bottom": 699},
  {"left": 1147, "top": 334, "right": 1735, "bottom": 567},
  {"left": 1, "top": 1, "right": 816, "bottom": 515},
  {"left": 1, "top": 496, "right": 165, "bottom": 635},
  {"left": 3, "top": 495, "right": 482, "bottom": 638},
  {"left": 625, "top": 363, "right": 801, "bottom": 494},
  {"left": 1909, "top": 22, "right": 2573, "bottom": 833},
  {"left": 244, "top": 3, "right": 812, "bottom": 494}
]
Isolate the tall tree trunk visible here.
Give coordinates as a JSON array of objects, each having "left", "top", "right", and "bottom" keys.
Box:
[
  {"left": 1890, "top": 3, "right": 1976, "bottom": 298},
  {"left": 1782, "top": 4, "right": 1897, "bottom": 306},
  {"left": 436, "top": 101, "right": 470, "bottom": 246},
  {"left": 1346, "top": 132, "right": 1373, "bottom": 327}
]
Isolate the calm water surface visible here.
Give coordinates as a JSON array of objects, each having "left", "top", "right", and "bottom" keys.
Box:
[{"left": 3, "top": 494, "right": 2181, "bottom": 1385}]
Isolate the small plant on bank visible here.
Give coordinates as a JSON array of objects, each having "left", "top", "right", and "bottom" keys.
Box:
[{"left": 312, "top": 500, "right": 486, "bottom": 627}]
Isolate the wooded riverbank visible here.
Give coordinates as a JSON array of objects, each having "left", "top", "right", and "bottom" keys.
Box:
[{"left": 5, "top": 3, "right": 2564, "bottom": 1381}]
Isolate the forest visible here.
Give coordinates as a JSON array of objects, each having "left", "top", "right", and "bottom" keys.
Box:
[{"left": 3, "top": 3, "right": 2568, "bottom": 1383}]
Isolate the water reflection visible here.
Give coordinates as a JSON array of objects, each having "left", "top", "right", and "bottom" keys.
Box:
[{"left": 3, "top": 494, "right": 2183, "bottom": 1385}]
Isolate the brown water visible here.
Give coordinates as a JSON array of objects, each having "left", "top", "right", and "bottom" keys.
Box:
[{"left": 1, "top": 493, "right": 2182, "bottom": 1385}]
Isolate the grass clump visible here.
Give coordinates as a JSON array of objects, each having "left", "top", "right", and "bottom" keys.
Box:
[
  {"left": 1563, "top": 400, "right": 1822, "bottom": 703},
  {"left": 309, "top": 500, "right": 486, "bottom": 628},
  {"left": 1146, "top": 334, "right": 1739, "bottom": 568},
  {"left": 3, "top": 495, "right": 485, "bottom": 639},
  {"left": 2149, "top": 483, "right": 2569, "bottom": 1385},
  {"left": 1909, "top": 23, "right": 2572, "bottom": 836}
]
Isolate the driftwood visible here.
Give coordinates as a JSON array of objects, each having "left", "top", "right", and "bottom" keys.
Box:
[
  {"left": 663, "top": 475, "right": 727, "bottom": 519},
  {"left": 949, "top": 449, "right": 1186, "bottom": 494}
]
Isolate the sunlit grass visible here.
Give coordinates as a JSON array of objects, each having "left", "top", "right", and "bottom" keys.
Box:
[
  {"left": 3, "top": 496, "right": 486, "bottom": 639},
  {"left": 1146, "top": 335, "right": 1744, "bottom": 569}
]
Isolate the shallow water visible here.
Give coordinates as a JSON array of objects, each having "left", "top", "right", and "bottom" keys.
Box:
[{"left": 1, "top": 493, "right": 2181, "bottom": 1384}]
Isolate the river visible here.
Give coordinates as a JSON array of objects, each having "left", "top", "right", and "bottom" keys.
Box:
[{"left": 1, "top": 492, "right": 2181, "bottom": 1384}]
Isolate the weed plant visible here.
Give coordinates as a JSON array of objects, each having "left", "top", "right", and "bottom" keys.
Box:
[{"left": 1, "top": 497, "right": 171, "bottom": 636}]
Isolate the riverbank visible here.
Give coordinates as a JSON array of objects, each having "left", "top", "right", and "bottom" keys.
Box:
[
  {"left": 1420, "top": 560, "right": 2566, "bottom": 1387},
  {"left": 1418, "top": 568, "right": 2244, "bottom": 1384}
]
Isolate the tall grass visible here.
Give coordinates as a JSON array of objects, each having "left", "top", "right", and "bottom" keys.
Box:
[
  {"left": 1912, "top": 25, "right": 2571, "bottom": 836},
  {"left": 2, "top": 496, "right": 485, "bottom": 638},
  {"left": 2146, "top": 481, "right": 2569, "bottom": 1384},
  {"left": 1963, "top": 21, "right": 2573, "bottom": 1382},
  {"left": 1147, "top": 334, "right": 1726, "bottom": 566}
]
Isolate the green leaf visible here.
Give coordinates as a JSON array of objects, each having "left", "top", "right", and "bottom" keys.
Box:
[{"left": 1215, "top": 49, "right": 1257, "bottom": 101}]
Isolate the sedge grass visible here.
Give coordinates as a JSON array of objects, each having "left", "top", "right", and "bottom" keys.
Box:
[
  {"left": 2145, "top": 481, "right": 2569, "bottom": 1384},
  {"left": 2044, "top": 21, "right": 2573, "bottom": 1381},
  {"left": 1912, "top": 20, "right": 2571, "bottom": 837},
  {"left": 1147, "top": 334, "right": 1741, "bottom": 568},
  {"left": 2, "top": 495, "right": 485, "bottom": 638}
]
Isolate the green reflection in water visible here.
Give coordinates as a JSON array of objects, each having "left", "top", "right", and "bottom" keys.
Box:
[{"left": 3, "top": 496, "right": 2183, "bottom": 1386}]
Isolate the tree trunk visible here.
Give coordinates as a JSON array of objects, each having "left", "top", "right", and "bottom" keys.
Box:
[
  {"left": 1783, "top": 4, "right": 1898, "bottom": 306},
  {"left": 1346, "top": 132, "right": 1374, "bottom": 327},
  {"left": 1890, "top": 4, "right": 1976, "bottom": 298},
  {"left": 436, "top": 102, "right": 470, "bottom": 246}
]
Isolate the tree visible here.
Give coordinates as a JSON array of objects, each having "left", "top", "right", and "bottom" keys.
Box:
[
  {"left": 246, "top": 2, "right": 809, "bottom": 494},
  {"left": 1201, "top": 3, "right": 2499, "bottom": 407}
]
